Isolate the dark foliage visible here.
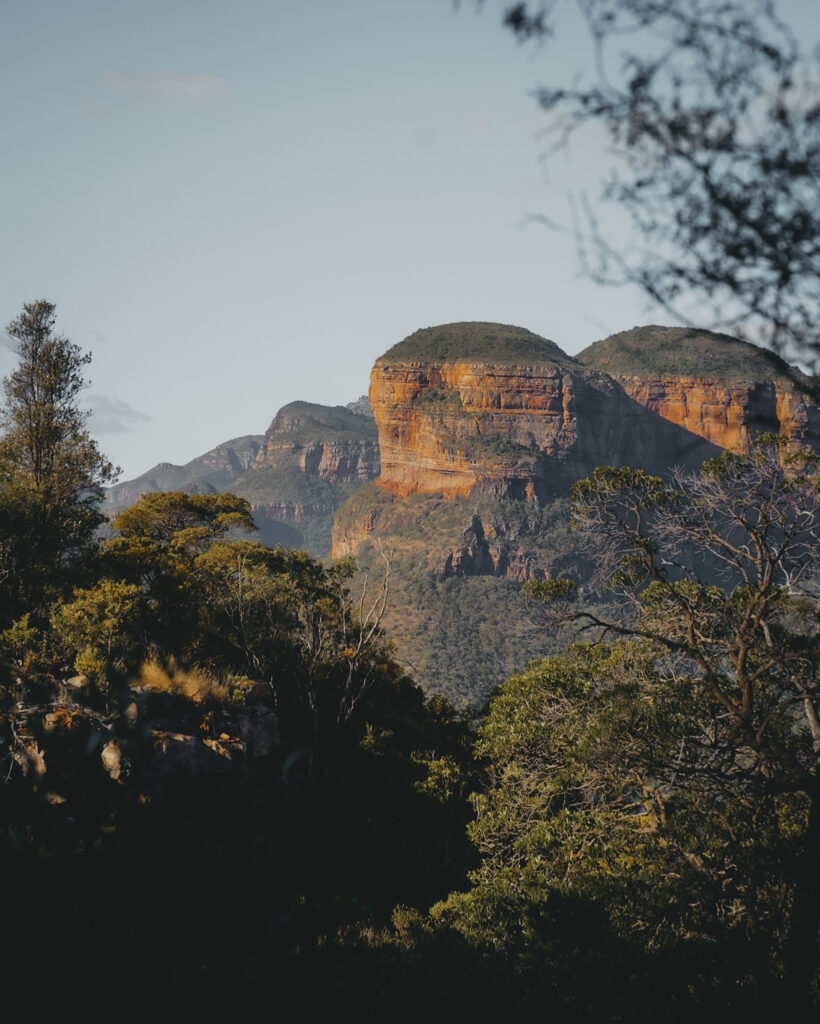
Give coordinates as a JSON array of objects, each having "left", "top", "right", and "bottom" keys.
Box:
[{"left": 498, "top": 1, "right": 820, "bottom": 366}]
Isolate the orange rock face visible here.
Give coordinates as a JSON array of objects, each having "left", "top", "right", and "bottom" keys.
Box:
[
  {"left": 369, "top": 360, "right": 713, "bottom": 499},
  {"left": 612, "top": 376, "right": 820, "bottom": 452}
]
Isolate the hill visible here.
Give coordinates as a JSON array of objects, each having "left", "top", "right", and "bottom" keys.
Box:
[
  {"left": 105, "top": 434, "right": 264, "bottom": 509},
  {"left": 105, "top": 398, "right": 378, "bottom": 555},
  {"left": 577, "top": 325, "right": 804, "bottom": 382},
  {"left": 376, "top": 322, "right": 577, "bottom": 368}
]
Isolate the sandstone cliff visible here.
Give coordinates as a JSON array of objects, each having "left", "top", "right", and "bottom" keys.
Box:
[
  {"left": 577, "top": 325, "right": 820, "bottom": 452},
  {"left": 367, "top": 322, "right": 714, "bottom": 502},
  {"left": 229, "top": 400, "right": 379, "bottom": 553},
  {"left": 336, "top": 320, "right": 816, "bottom": 707}
]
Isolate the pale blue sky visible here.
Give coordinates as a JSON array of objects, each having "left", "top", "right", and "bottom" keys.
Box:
[{"left": 2, "top": 0, "right": 816, "bottom": 479}]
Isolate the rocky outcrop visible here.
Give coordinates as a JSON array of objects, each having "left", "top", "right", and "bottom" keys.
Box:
[
  {"left": 578, "top": 326, "right": 820, "bottom": 452},
  {"left": 253, "top": 401, "right": 379, "bottom": 484},
  {"left": 105, "top": 401, "right": 380, "bottom": 557},
  {"left": 368, "top": 323, "right": 714, "bottom": 500},
  {"left": 251, "top": 500, "right": 336, "bottom": 523},
  {"left": 229, "top": 401, "right": 380, "bottom": 554},
  {"left": 436, "top": 514, "right": 549, "bottom": 582}
]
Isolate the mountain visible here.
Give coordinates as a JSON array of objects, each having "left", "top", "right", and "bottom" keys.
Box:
[
  {"left": 333, "top": 321, "right": 820, "bottom": 707},
  {"left": 105, "top": 398, "right": 378, "bottom": 555},
  {"left": 104, "top": 323, "right": 820, "bottom": 707},
  {"left": 105, "top": 434, "right": 265, "bottom": 509},
  {"left": 577, "top": 325, "right": 820, "bottom": 452},
  {"left": 230, "top": 400, "right": 379, "bottom": 552},
  {"left": 336, "top": 322, "right": 719, "bottom": 706},
  {"left": 368, "top": 321, "right": 715, "bottom": 503}
]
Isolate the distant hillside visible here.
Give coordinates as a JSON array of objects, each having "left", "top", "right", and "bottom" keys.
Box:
[
  {"left": 104, "top": 399, "right": 378, "bottom": 556},
  {"left": 103, "top": 323, "right": 820, "bottom": 707},
  {"left": 333, "top": 485, "right": 600, "bottom": 708},
  {"left": 105, "top": 435, "right": 265, "bottom": 509},
  {"left": 377, "top": 322, "right": 577, "bottom": 368},
  {"left": 261, "top": 400, "right": 378, "bottom": 445}
]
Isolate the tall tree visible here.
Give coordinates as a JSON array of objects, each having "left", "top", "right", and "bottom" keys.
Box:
[
  {"left": 522, "top": 439, "right": 820, "bottom": 1007},
  {"left": 0, "top": 300, "right": 117, "bottom": 623}
]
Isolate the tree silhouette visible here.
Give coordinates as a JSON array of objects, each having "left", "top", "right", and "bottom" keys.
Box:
[{"left": 496, "top": 1, "right": 820, "bottom": 367}]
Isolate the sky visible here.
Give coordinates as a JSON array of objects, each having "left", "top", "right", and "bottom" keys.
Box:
[{"left": 1, "top": 0, "right": 817, "bottom": 480}]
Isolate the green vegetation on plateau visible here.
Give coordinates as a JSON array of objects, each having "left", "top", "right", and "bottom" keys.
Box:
[
  {"left": 377, "top": 320, "right": 577, "bottom": 367},
  {"left": 578, "top": 324, "right": 809, "bottom": 381}
]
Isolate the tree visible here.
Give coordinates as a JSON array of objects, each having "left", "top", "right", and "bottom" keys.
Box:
[
  {"left": 493, "top": 1, "right": 820, "bottom": 366},
  {"left": 104, "top": 491, "right": 396, "bottom": 767},
  {"left": 103, "top": 490, "right": 257, "bottom": 656},
  {"left": 519, "top": 439, "right": 820, "bottom": 1006},
  {"left": 434, "top": 639, "right": 808, "bottom": 1015},
  {"left": 0, "top": 300, "right": 117, "bottom": 623},
  {"left": 51, "top": 580, "right": 146, "bottom": 694}
]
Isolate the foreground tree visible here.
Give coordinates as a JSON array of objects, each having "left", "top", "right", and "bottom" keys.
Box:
[
  {"left": 494, "top": 0, "right": 820, "bottom": 365},
  {"left": 512, "top": 439, "right": 820, "bottom": 1006},
  {"left": 0, "top": 300, "right": 117, "bottom": 624},
  {"left": 434, "top": 639, "right": 809, "bottom": 1016}
]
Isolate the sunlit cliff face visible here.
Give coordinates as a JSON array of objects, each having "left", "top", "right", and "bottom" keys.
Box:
[
  {"left": 335, "top": 322, "right": 820, "bottom": 564},
  {"left": 367, "top": 323, "right": 716, "bottom": 500},
  {"left": 578, "top": 326, "right": 820, "bottom": 454}
]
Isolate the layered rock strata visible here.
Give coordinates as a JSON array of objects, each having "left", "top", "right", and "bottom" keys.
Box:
[
  {"left": 106, "top": 401, "right": 379, "bottom": 557},
  {"left": 368, "top": 323, "right": 714, "bottom": 501},
  {"left": 578, "top": 326, "right": 820, "bottom": 452},
  {"left": 253, "top": 401, "right": 379, "bottom": 483}
]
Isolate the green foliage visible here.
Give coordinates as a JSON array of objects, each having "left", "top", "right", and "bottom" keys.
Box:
[
  {"left": 570, "top": 464, "right": 666, "bottom": 504},
  {"left": 0, "top": 300, "right": 116, "bottom": 491},
  {"left": 434, "top": 640, "right": 811, "bottom": 1008},
  {"left": 0, "top": 301, "right": 117, "bottom": 626},
  {"left": 523, "top": 577, "right": 577, "bottom": 602},
  {"left": 413, "top": 384, "right": 464, "bottom": 412},
  {"left": 51, "top": 580, "right": 146, "bottom": 692},
  {"left": 112, "top": 489, "right": 254, "bottom": 547},
  {"left": 477, "top": 440, "right": 820, "bottom": 1007},
  {"left": 0, "top": 614, "right": 40, "bottom": 675},
  {"left": 452, "top": 429, "right": 540, "bottom": 468},
  {"left": 0, "top": 304, "right": 489, "bottom": 1012}
]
